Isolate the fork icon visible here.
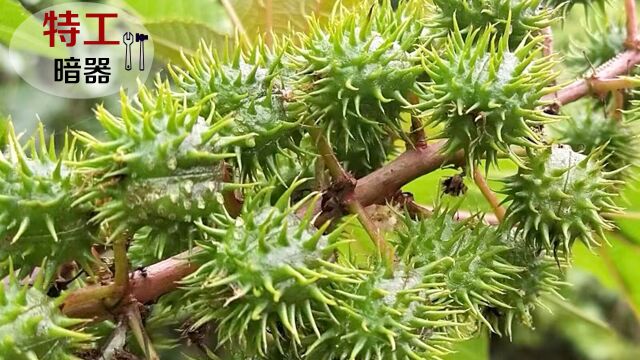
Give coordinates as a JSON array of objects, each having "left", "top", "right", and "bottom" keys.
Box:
[{"left": 123, "top": 32, "right": 133, "bottom": 71}]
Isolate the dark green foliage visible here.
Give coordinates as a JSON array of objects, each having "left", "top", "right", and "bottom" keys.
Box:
[
  {"left": 419, "top": 22, "right": 560, "bottom": 168},
  {"left": 0, "top": 123, "right": 94, "bottom": 271},
  {"left": 0, "top": 265, "right": 92, "bottom": 359},
  {"left": 502, "top": 145, "right": 619, "bottom": 254}
]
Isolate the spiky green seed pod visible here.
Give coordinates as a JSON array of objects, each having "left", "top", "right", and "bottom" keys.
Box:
[
  {"left": 0, "top": 123, "right": 94, "bottom": 271},
  {"left": 74, "top": 84, "right": 250, "bottom": 248},
  {"left": 565, "top": 13, "right": 625, "bottom": 73},
  {"left": 394, "top": 209, "right": 523, "bottom": 331},
  {"left": 171, "top": 40, "right": 304, "bottom": 180},
  {"left": 0, "top": 265, "right": 92, "bottom": 359},
  {"left": 488, "top": 230, "right": 566, "bottom": 337},
  {"left": 305, "top": 266, "right": 463, "bottom": 360},
  {"left": 552, "top": 104, "right": 640, "bottom": 180},
  {"left": 418, "top": 23, "right": 560, "bottom": 168},
  {"left": 430, "top": 0, "right": 558, "bottom": 46},
  {"left": 502, "top": 145, "right": 619, "bottom": 254},
  {"left": 183, "top": 186, "right": 357, "bottom": 356},
  {"left": 289, "top": 0, "right": 423, "bottom": 175}
]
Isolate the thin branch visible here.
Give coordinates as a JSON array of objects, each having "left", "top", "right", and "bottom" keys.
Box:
[
  {"left": 472, "top": 169, "right": 506, "bottom": 223},
  {"left": 309, "top": 128, "right": 395, "bottom": 273},
  {"left": 542, "top": 27, "right": 554, "bottom": 58},
  {"left": 105, "top": 233, "right": 130, "bottom": 308},
  {"left": 408, "top": 93, "right": 427, "bottom": 149},
  {"left": 410, "top": 117, "right": 427, "bottom": 149},
  {"left": 127, "top": 303, "right": 160, "bottom": 360},
  {"left": 625, "top": 0, "right": 638, "bottom": 47},
  {"left": 310, "top": 128, "right": 351, "bottom": 182},
  {"left": 604, "top": 211, "right": 640, "bottom": 221},
  {"left": 355, "top": 141, "right": 465, "bottom": 207},
  {"left": 590, "top": 77, "right": 640, "bottom": 93},
  {"left": 546, "top": 49, "right": 640, "bottom": 105},
  {"left": 62, "top": 251, "right": 197, "bottom": 319},
  {"left": 345, "top": 197, "right": 395, "bottom": 273},
  {"left": 610, "top": 90, "right": 625, "bottom": 120}
]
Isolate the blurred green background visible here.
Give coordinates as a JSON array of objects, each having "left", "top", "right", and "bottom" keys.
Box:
[{"left": 1, "top": 0, "right": 640, "bottom": 359}]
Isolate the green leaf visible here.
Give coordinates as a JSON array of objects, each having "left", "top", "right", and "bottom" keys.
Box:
[
  {"left": 573, "top": 239, "right": 640, "bottom": 322},
  {"left": 0, "top": 0, "right": 65, "bottom": 58},
  {"left": 117, "top": 0, "right": 232, "bottom": 63},
  {"left": 120, "top": 0, "right": 231, "bottom": 34},
  {"left": 225, "top": 0, "right": 359, "bottom": 40},
  {"left": 144, "top": 20, "right": 228, "bottom": 64}
]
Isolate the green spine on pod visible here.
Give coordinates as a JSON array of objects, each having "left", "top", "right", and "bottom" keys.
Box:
[
  {"left": 170, "top": 39, "right": 303, "bottom": 180},
  {"left": 418, "top": 21, "right": 560, "bottom": 169},
  {"left": 305, "top": 265, "right": 465, "bottom": 360},
  {"left": 73, "top": 83, "right": 251, "bottom": 258},
  {"left": 430, "top": 0, "right": 558, "bottom": 46},
  {"left": 394, "top": 209, "right": 523, "bottom": 332},
  {"left": 0, "top": 122, "right": 94, "bottom": 271},
  {"left": 502, "top": 145, "right": 620, "bottom": 254},
  {"left": 0, "top": 264, "right": 93, "bottom": 359},
  {"left": 182, "top": 185, "right": 358, "bottom": 357},
  {"left": 552, "top": 104, "right": 640, "bottom": 181},
  {"left": 289, "top": 0, "right": 423, "bottom": 176}
]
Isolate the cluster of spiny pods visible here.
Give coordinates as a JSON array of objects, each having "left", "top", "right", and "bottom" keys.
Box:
[{"left": 1, "top": 0, "right": 638, "bottom": 359}]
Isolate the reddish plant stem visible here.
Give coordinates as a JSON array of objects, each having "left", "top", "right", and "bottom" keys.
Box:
[
  {"left": 625, "top": 0, "right": 638, "bottom": 47},
  {"left": 63, "top": 252, "right": 197, "bottom": 318},
  {"left": 310, "top": 128, "right": 395, "bottom": 272},
  {"left": 545, "top": 49, "right": 640, "bottom": 105},
  {"left": 355, "top": 141, "right": 465, "bottom": 206}
]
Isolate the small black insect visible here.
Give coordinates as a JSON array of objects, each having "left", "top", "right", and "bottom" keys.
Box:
[
  {"left": 47, "top": 270, "right": 85, "bottom": 298},
  {"left": 442, "top": 174, "right": 468, "bottom": 197}
]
